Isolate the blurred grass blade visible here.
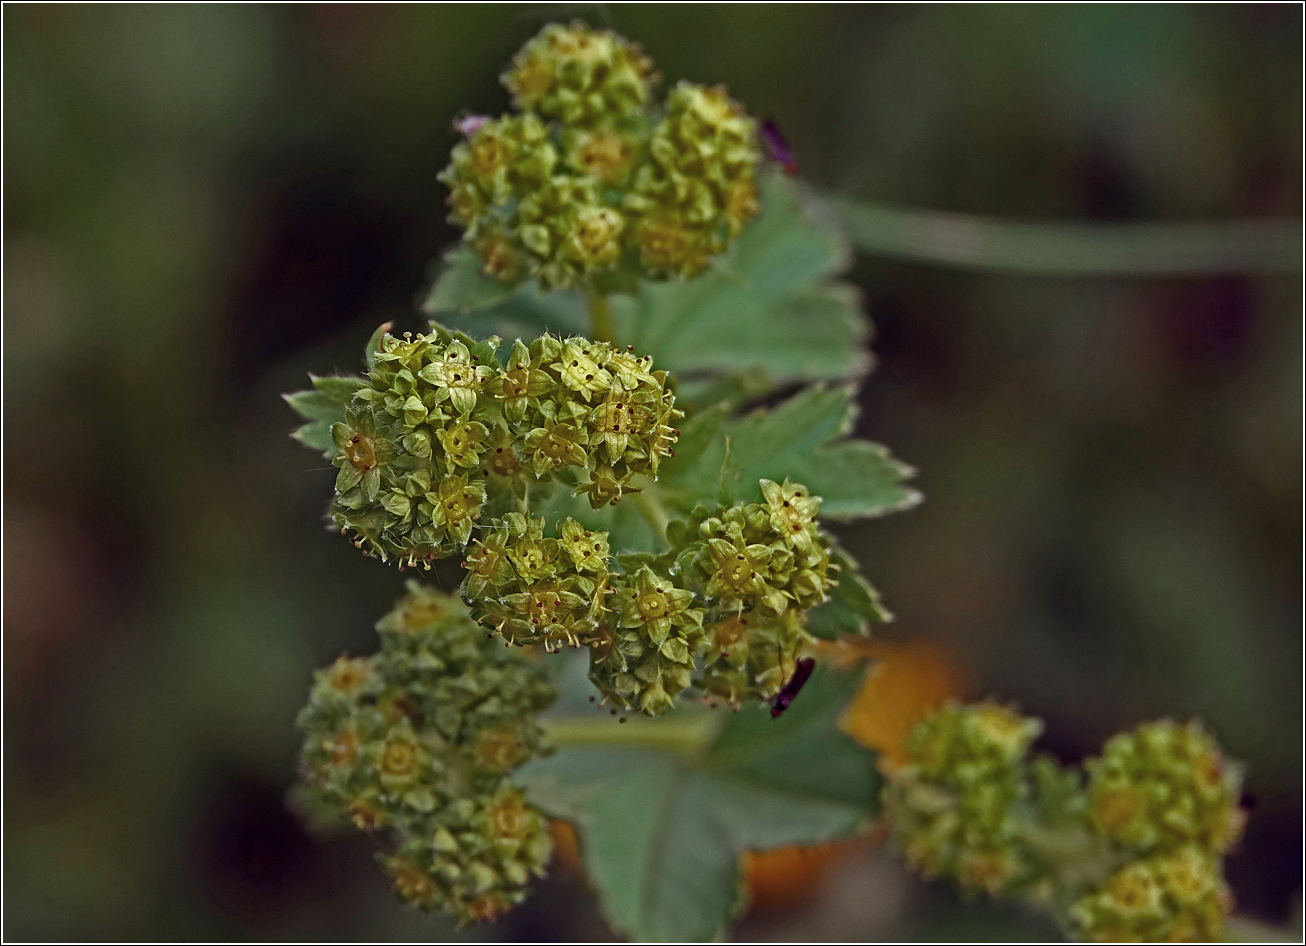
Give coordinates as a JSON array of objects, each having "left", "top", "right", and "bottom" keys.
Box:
[{"left": 820, "top": 192, "right": 1302, "bottom": 276}]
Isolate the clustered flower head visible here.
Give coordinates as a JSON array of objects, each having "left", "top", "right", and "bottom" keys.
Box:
[
  {"left": 1068, "top": 845, "right": 1232, "bottom": 943},
  {"left": 1070, "top": 719, "right": 1243, "bottom": 942},
  {"left": 587, "top": 480, "right": 837, "bottom": 716},
  {"left": 460, "top": 478, "right": 838, "bottom": 717},
  {"left": 464, "top": 512, "right": 612, "bottom": 652},
  {"left": 296, "top": 584, "right": 556, "bottom": 924},
  {"left": 881, "top": 702, "right": 1042, "bottom": 897},
  {"left": 882, "top": 704, "right": 1246, "bottom": 943},
  {"left": 1084, "top": 718, "right": 1245, "bottom": 858},
  {"left": 325, "top": 326, "right": 679, "bottom": 567},
  {"left": 440, "top": 21, "right": 762, "bottom": 288},
  {"left": 672, "top": 480, "right": 837, "bottom": 707}
]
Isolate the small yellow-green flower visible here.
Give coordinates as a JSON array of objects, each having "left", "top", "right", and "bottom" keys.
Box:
[
  {"left": 424, "top": 474, "right": 487, "bottom": 547},
  {"left": 485, "top": 340, "right": 553, "bottom": 423},
  {"left": 332, "top": 408, "right": 394, "bottom": 501},
  {"left": 437, "top": 415, "right": 490, "bottom": 469},
  {"left": 618, "top": 565, "right": 701, "bottom": 647},
  {"left": 576, "top": 463, "right": 640, "bottom": 509},
  {"left": 524, "top": 422, "right": 590, "bottom": 476},
  {"left": 420, "top": 339, "right": 496, "bottom": 415},
  {"left": 558, "top": 517, "right": 610, "bottom": 573},
  {"left": 463, "top": 530, "right": 514, "bottom": 599},
  {"left": 760, "top": 477, "right": 821, "bottom": 551}
]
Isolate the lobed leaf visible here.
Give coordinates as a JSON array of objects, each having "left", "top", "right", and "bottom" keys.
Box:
[
  {"left": 611, "top": 173, "right": 869, "bottom": 394},
  {"left": 516, "top": 665, "right": 879, "bottom": 941},
  {"left": 805, "top": 544, "right": 892, "bottom": 639},
  {"left": 422, "top": 247, "right": 589, "bottom": 341},
  {"left": 656, "top": 385, "right": 920, "bottom": 521}
]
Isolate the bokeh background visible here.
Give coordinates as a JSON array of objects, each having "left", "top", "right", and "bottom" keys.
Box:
[{"left": 4, "top": 4, "right": 1301, "bottom": 941}]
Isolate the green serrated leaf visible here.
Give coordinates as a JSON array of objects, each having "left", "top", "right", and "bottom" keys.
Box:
[
  {"left": 283, "top": 389, "right": 342, "bottom": 422},
  {"left": 517, "top": 666, "right": 878, "bottom": 942},
  {"left": 611, "top": 173, "right": 868, "bottom": 395},
  {"left": 655, "top": 385, "right": 919, "bottom": 521},
  {"left": 310, "top": 374, "right": 363, "bottom": 406},
  {"left": 799, "top": 440, "right": 922, "bottom": 520},
  {"left": 421, "top": 247, "right": 517, "bottom": 314},
  {"left": 292, "top": 420, "right": 337, "bottom": 456},
  {"left": 805, "top": 544, "right": 891, "bottom": 639},
  {"left": 707, "top": 664, "right": 879, "bottom": 807}
]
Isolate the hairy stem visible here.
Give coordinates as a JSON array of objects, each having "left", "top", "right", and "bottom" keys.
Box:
[
  {"left": 542, "top": 712, "right": 722, "bottom": 756},
  {"left": 587, "top": 285, "right": 616, "bottom": 344}
]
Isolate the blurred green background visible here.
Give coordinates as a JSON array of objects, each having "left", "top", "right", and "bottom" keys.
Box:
[{"left": 4, "top": 4, "right": 1300, "bottom": 941}]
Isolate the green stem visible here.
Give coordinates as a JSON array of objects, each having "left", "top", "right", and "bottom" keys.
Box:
[
  {"left": 586, "top": 285, "right": 616, "bottom": 344},
  {"left": 631, "top": 489, "right": 671, "bottom": 545},
  {"left": 542, "top": 712, "right": 722, "bottom": 756},
  {"left": 820, "top": 189, "right": 1302, "bottom": 276},
  {"left": 1016, "top": 819, "right": 1116, "bottom": 892}
]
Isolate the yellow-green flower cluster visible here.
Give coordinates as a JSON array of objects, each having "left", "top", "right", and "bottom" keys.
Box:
[
  {"left": 507, "top": 332, "right": 681, "bottom": 509},
  {"left": 1069, "top": 846, "right": 1232, "bottom": 943},
  {"left": 503, "top": 22, "right": 655, "bottom": 127},
  {"left": 881, "top": 705, "right": 1247, "bottom": 943},
  {"left": 1069, "top": 719, "right": 1243, "bottom": 942},
  {"left": 624, "top": 81, "right": 761, "bottom": 278},
  {"left": 882, "top": 702, "right": 1042, "bottom": 897},
  {"left": 464, "top": 513, "right": 612, "bottom": 652},
  {"left": 459, "top": 477, "right": 838, "bottom": 718},
  {"left": 295, "top": 584, "right": 555, "bottom": 924},
  {"left": 440, "top": 21, "right": 761, "bottom": 289},
  {"left": 326, "top": 327, "right": 679, "bottom": 566},
  {"left": 581, "top": 479, "right": 836, "bottom": 715},
  {"left": 1084, "top": 719, "right": 1245, "bottom": 857},
  {"left": 673, "top": 479, "right": 836, "bottom": 707},
  {"left": 588, "top": 563, "right": 706, "bottom": 716}
]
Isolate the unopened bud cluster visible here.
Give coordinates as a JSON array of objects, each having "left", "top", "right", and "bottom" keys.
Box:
[
  {"left": 882, "top": 705, "right": 1245, "bottom": 942},
  {"left": 326, "top": 326, "right": 679, "bottom": 566},
  {"left": 463, "top": 478, "right": 837, "bottom": 717},
  {"left": 295, "top": 584, "right": 556, "bottom": 924},
  {"left": 440, "top": 21, "right": 761, "bottom": 288}
]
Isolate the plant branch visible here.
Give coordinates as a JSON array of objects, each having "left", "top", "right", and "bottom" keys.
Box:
[
  {"left": 541, "top": 712, "right": 723, "bottom": 756},
  {"left": 630, "top": 489, "right": 671, "bottom": 545},
  {"left": 819, "top": 190, "right": 1302, "bottom": 276},
  {"left": 587, "top": 285, "right": 617, "bottom": 343}
]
